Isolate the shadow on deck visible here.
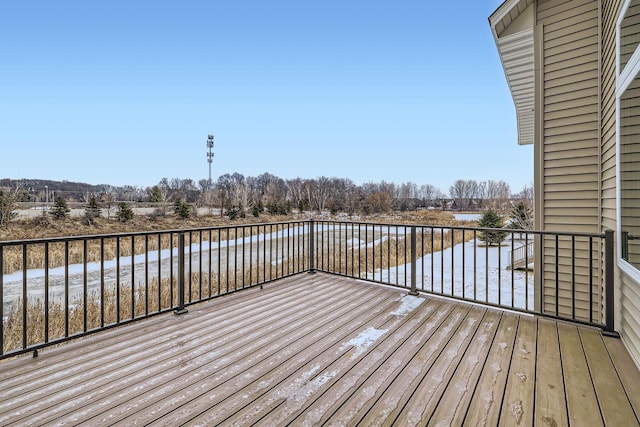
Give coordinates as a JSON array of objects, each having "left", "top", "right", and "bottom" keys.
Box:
[{"left": 1, "top": 273, "right": 639, "bottom": 426}]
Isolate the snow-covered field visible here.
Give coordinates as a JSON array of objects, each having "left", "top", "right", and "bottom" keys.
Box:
[
  {"left": 1, "top": 223, "right": 534, "bottom": 316},
  {"left": 368, "top": 238, "right": 534, "bottom": 310}
]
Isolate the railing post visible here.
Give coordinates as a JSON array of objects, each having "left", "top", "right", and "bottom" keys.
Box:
[
  {"left": 308, "top": 219, "right": 316, "bottom": 274},
  {"left": 174, "top": 232, "right": 188, "bottom": 315},
  {"left": 604, "top": 229, "right": 616, "bottom": 335},
  {"left": 409, "top": 227, "right": 418, "bottom": 296}
]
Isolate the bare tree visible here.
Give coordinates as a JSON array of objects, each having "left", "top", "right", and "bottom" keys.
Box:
[
  {"left": 287, "top": 178, "right": 308, "bottom": 212},
  {"left": 309, "top": 177, "right": 332, "bottom": 213},
  {"left": 514, "top": 183, "right": 534, "bottom": 208},
  {"left": 449, "top": 179, "right": 478, "bottom": 210},
  {"left": 101, "top": 186, "right": 116, "bottom": 219},
  {"left": 417, "top": 184, "right": 444, "bottom": 207},
  {"left": 0, "top": 184, "right": 20, "bottom": 227}
]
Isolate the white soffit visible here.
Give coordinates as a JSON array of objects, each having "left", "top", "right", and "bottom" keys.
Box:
[
  {"left": 490, "top": 0, "right": 535, "bottom": 146},
  {"left": 497, "top": 29, "right": 535, "bottom": 146}
]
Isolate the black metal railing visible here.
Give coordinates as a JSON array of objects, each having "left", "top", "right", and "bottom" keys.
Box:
[
  {"left": 311, "top": 220, "right": 613, "bottom": 332},
  {"left": 0, "top": 219, "right": 615, "bottom": 360},
  {"left": 0, "top": 221, "right": 309, "bottom": 359}
]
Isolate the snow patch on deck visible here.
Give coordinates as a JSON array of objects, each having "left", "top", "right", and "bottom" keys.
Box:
[
  {"left": 390, "top": 294, "right": 424, "bottom": 317},
  {"left": 340, "top": 327, "right": 388, "bottom": 358}
]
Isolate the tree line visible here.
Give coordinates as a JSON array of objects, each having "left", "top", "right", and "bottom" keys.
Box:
[{"left": 1, "top": 175, "right": 533, "bottom": 225}]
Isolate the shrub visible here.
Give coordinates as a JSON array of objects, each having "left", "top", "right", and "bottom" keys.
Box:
[{"left": 266, "top": 200, "right": 291, "bottom": 215}]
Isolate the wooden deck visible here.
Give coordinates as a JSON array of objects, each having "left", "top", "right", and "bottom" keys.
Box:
[{"left": 1, "top": 273, "right": 639, "bottom": 426}]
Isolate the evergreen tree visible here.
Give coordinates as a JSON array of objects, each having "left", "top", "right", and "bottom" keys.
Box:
[
  {"left": 116, "top": 202, "right": 134, "bottom": 222},
  {"left": 174, "top": 199, "right": 192, "bottom": 219},
  {"left": 50, "top": 196, "right": 70, "bottom": 220},
  {"left": 84, "top": 195, "right": 102, "bottom": 225},
  {"left": 478, "top": 208, "right": 506, "bottom": 245},
  {"left": 148, "top": 186, "right": 164, "bottom": 203},
  {"left": 251, "top": 200, "right": 264, "bottom": 217}
]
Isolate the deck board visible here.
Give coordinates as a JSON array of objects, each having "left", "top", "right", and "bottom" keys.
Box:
[
  {"left": 534, "top": 319, "right": 568, "bottom": 427},
  {"left": 426, "top": 309, "right": 502, "bottom": 425},
  {"left": 558, "top": 322, "right": 604, "bottom": 426},
  {"left": 0, "top": 273, "right": 639, "bottom": 426},
  {"left": 603, "top": 336, "right": 640, "bottom": 419},
  {"left": 581, "top": 328, "right": 637, "bottom": 426},
  {"left": 463, "top": 311, "right": 519, "bottom": 426},
  {"left": 500, "top": 315, "right": 537, "bottom": 426}
]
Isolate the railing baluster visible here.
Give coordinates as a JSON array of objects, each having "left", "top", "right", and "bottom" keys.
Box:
[
  {"left": 22, "top": 244, "right": 27, "bottom": 350},
  {"left": 218, "top": 228, "right": 222, "bottom": 294},
  {"left": 84, "top": 239, "right": 88, "bottom": 331},
  {"left": 65, "top": 240, "right": 69, "bottom": 338},
  {"left": 145, "top": 235, "right": 149, "bottom": 315},
  {"left": 555, "top": 235, "right": 559, "bottom": 318},
  {"left": 157, "top": 234, "right": 162, "bottom": 311},
  {"left": 462, "top": 229, "right": 466, "bottom": 300},
  {"left": 308, "top": 219, "right": 315, "bottom": 274},
  {"left": 450, "top": 229, "right": 454, "bottom": 297},
  {"left": 429, "top": 228, "right": 434, "bottom": 293},
  {"left": 473, "top": 229, "right": 477, "bottom": 301},
  {"left": 170, "top": 233, "right": 174, "bottom": 307},
  {"left": 174, "top": 232, "right": 187, "bottom": 315},
  {"left": 410, "top": 227, "right": 417, "bottom": 296},
  {"left": 131, "top": 236, "right": 135, "bottom": 319},
  {"left": 0, "top": 245, "right": 4, "bottom": 356},
  {"left": 498, "top": 231, "right": 501, "bottom": 306},
  {"left": 101, "top": 239, "right": 105, "bottom": 326},
  {"left": 208, "top": 229, "right": 213, "bottom": 297},
  {"left": 571, "top": 236, "right": 576, "bottom": 321},
  {"left": 605, "top": 230, "right": 615, "bottom": 334},
  {"left": 511, "top": 231, "right": 515, "bottom": 307},
  {"left": 524, "top": 233, "right": 528, "bottom": 310},
  {"left": 44, "top": 242, "right": 50, "bottom": 342},
  {"left": 115, "top": 237, "right": 121, "bottom": 322},
  {"left": 249, "top": 226, "right": 254, "bottom": 285}
]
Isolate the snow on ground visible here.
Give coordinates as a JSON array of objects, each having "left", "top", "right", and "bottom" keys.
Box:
[
  {"left": 369, "top": 238, "right": 534, "bottom": 310},
  {"left": 1, "top": 224, "right": 313, "bottom": 311},
  {"left": 1, "top": 223, "right": 534, "bottom": 314}
]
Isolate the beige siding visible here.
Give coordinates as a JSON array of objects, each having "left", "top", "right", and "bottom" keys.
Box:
[
  {"left": 602, "top": 0, "right": 640, "bottom": 369},
  {"left": 537, "top": 0, "right": 601, "bottom": 322},
  {"left": 620, "top": 2, "right": 640, "bottom": 70},
  {"left": 621, "top": 271, "right": 640, "bottom": 366}
]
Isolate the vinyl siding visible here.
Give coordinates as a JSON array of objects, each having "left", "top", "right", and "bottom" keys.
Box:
[
  {"left": 537, "top": 0, "right": 601, "bottom": 322},
  {"left": 602, "top": 0, "right": 640, "bottom": 368}
]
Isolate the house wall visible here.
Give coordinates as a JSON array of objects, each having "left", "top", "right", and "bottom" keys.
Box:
[
  {"left": 602, "top": 0, "right": 640, "bottom": 367},
  {"left": 536, "top": 0, "right": 603, "bottom": 322}
]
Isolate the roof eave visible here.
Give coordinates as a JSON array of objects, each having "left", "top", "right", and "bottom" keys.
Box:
[{"left": 489, "top": 0, "right": 535, "bottom": 146}]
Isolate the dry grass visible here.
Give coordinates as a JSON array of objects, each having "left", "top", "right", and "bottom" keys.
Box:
[
  {"left": 2, "top": 210, "right": 474, "bottom": 355},
  {"left": 319, "top": 229, "right": 472, "bottom": 276},
  {"left": 2, "top": 261, "right": 293, "bottom": 354},
  {"left": 0, "top": 214, "right": 299, "bottom": 275}
]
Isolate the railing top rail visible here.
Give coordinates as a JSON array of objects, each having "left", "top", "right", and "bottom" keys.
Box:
[
  {"left": 310, "top": 219, "right": 606, "bottom": 239},
  {"left": 0, "top": 219, "right": 309, "bottom": 246}
]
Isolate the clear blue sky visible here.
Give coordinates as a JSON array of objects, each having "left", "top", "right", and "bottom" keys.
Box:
[{"left": 0, "top": 0, "right": 531, "bottom": 194}]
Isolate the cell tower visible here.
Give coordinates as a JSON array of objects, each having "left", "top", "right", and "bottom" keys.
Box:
[{"left": 206, "top": 134, "right": 214, "bottom": 187}]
